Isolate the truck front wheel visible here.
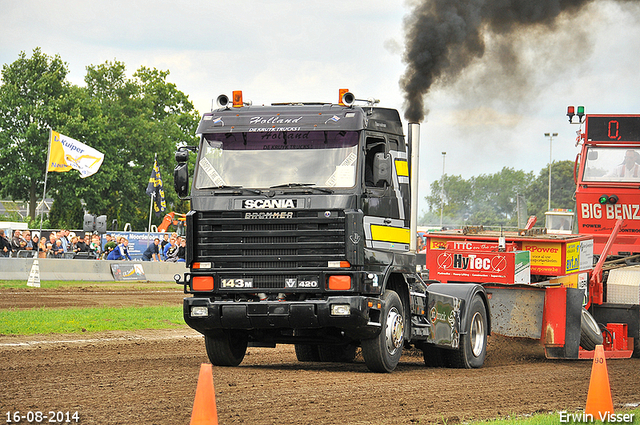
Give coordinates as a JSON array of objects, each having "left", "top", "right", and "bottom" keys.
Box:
[
  {"left": 204, "top": 330, "right": 248, "bottom": 366},
  {"left": 361, "top": 290, "right": 404, "bottom": 373},
  {"left": 448, "top": 295, "right": 487, "bottom": 369}
]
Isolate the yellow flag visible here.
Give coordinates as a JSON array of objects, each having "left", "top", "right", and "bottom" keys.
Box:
[{"left": 48, "top": 131, "right": 104, "bottom": 178}]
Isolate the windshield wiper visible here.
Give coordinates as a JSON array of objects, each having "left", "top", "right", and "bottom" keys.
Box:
[
  {"left": 269, "top": 183, "right": 333, "bottom": 193},
  {"left": 214, "top": 185, "right": 262, "bottom": 195}
]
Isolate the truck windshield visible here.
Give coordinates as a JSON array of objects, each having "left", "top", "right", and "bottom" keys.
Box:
[
  {"left": 582, "top": 146, "right": 640, "bottom": 183},
  {"left": 194, "top": 131, "right": 360, "bottom": 189}
]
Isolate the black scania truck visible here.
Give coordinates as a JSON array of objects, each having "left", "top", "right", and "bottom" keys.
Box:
[{"left": 173, "top": 90, "right": 490, "bottom": 372}]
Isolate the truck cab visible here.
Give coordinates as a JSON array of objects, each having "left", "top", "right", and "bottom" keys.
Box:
[
  {"left": 174, "top": 91, "right": 489, "bottom": 372},
  {"left": 571, "top": 110, "right": 640, "bottom": 357},
  {"left": 574, "top": 114, "right": 640, "bottom": 255}
]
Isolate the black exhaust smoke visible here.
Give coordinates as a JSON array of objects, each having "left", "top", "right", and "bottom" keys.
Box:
[{"left": 400, "top": 0, "right": 605, "bottom": 123}]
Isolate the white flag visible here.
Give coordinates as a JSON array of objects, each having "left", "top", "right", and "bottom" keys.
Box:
[{"left": 48, "top": 130, "right": 105, "bottom": 178}]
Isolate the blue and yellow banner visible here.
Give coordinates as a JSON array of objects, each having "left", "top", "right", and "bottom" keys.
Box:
[{"left": 146, "top": 157, "right": 167, "bottom": 217}]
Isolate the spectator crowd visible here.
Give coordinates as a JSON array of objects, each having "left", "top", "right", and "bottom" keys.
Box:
[{"left": 0, "top": 229, "right": 185, "bottom": 262}]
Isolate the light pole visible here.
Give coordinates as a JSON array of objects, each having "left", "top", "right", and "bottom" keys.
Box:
[
  {"left": 440, "top": 152, "right": 446, "bottom": 228},
  {"left": 544, "top": 133, "right": 558, "bottom": 211}
]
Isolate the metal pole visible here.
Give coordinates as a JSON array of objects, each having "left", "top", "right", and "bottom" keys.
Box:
[
  {"left": 408, "top": 123, "right": 420, "bottom": 252},
  {"left": 544, "top": 133, "right": 558, "bottom": 211},
  {"left": 440, "top": 152, "right": 446, "bottom": 228},
  {"left": 147, "top": 153, "right": 157, "bottom": 233},
  {"left": 39, "top": 129, "right": 53, "bottom": 239}
]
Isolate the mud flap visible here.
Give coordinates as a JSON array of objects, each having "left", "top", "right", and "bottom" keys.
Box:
[
  {"left": 425, "top": 283, "right": 488, "bottom": 349},
  {"left": 426, "top": 292, "right": 461, "bottom": 348},
  {"left": 542, "top": 287, "right": 583, "bottom": 359}
]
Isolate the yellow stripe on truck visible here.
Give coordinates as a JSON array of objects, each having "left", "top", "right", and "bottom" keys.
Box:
[
  {"left": 395, "top": 159, "right": 409, "bottom": 177},
  {"left": 370, "top": 225, "right": 411, "bottom": 244}
]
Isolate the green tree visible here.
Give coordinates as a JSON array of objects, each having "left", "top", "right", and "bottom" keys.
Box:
[
  {"left": 525, "top": 160, "right": 577, "bottom": 222},
  {"left": 48, "top": 196, "right": 83, "bottom": 229},
  {"left": 426, "top": 174, "right": 473, "bottom": 222},
  {"left": 468, "top": 167, "right": 533, "bottom": 226},
  {"left": 425, "top": 167, "right": 533, "bottom": 227},
  {"left": 0, "top": 48, "right": 72, "bottom": 220},
  {"left": 76, "top": 60, "right": 200, "bottom": 230},
  {"left": 0, "top": 50, "right": 200, "bottom": 230}
]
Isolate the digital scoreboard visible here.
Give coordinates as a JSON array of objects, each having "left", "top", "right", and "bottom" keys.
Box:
[{"left": 586, "top": 115, "right": 640, "bottom": 142}]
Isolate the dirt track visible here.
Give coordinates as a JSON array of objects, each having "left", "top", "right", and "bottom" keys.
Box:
[{"left": 1, "top": 287, "right": 639, "bottom": 425}]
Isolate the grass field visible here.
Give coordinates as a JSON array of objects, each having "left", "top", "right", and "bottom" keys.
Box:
[
  {"left": 471, "top": 409, "right": 640, "bottom": 425},
  {"left": 0, "top": 305, "right": 184, "bottom": 335},
  {"left": 0, "top": 280, "right": 185, "bottom": 335},
  {"left": 0, "top": 279, "right": 177, "bottom": 290}
]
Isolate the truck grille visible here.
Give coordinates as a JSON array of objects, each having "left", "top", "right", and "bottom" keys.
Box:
[{"left": 193, "top": 210, "right": 346, "bottom": 270}]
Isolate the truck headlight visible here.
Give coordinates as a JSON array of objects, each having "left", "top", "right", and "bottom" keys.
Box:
[
  {"left": 190, "top": 306, "right": 209, "bottom": 317},
  {"left": 331, "top": 304, "right": 351, "bottom": 316}
]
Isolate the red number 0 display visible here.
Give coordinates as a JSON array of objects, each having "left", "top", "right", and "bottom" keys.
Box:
[{"left": 608, "top": 120, "right": 620, "bottom": 140}]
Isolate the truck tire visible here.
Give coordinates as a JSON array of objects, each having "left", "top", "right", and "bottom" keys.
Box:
[
  {"left": 204, "top": 330, "right": 247, "bottom": 366},
  {"left": 580, "top": 308, "right": 603, "bottom": 351},
  {"left": 361, "top": 290, "right": 404, "bottom": 373},
  {"left": 294, "top": 344, "right": 321, "bottom": 362},
  {"left": 421, "top": 344, "right": 446, "bottom": 368},
  {"left": 318, "top": 343, "right": 358, "bottom": 363},
  {"left": 448, "top": 295, "right": 487, "bottom": 369}
]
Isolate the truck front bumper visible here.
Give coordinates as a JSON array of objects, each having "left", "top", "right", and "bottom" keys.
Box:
[{"left": 183, "top": 295, "right": 382, "bottom": 340}]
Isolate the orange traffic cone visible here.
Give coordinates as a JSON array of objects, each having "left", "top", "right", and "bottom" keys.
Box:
[
  {"left": 585, "top": 345, "right": 614, "bottom": 419},
  {"left": 190, "top": 363, "right": 218, "bottom": 425}
]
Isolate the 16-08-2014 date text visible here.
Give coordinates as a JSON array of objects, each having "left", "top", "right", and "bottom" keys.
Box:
[{"left": 5, "top": 411, "right": 79, "bottom": 423}]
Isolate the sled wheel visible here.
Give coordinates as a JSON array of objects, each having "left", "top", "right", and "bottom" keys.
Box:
[{"left": 580, "top": 307, "right": 603, "bottom": 351}]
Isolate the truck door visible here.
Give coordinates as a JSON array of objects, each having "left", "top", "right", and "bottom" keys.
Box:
[
  {"left": 363, "top": 136, "right": 399, "bottom": 219},
  {"left": 362, "top": 135, "right": 411, "bottom": 252}
]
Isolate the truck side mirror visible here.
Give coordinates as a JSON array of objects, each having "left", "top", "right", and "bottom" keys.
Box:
[
  {"left": 174, "top": 149, "right": 190, "bottom": 198},
  {"left": 373, "top": 152, "right": 392, "bottom": 187},
  {"left": 174, "top": 163, "right": 189, "bottom": 198}
]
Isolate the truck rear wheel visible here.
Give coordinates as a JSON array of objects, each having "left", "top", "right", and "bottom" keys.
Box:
[
  {"left": 448, "top": 295, "right": 487, "bottom": 369},
  {"left": 361, "top": 290, "right": 404, "bottom": 373},
  {"left": 294, "top": 344, "right": 321, "bottom": 362},
  {"left": 580, "top": 307, "right": 603, "bottom": 351},
  {"left": 204, "top": 330, "right": 248, "bottom": 366}
]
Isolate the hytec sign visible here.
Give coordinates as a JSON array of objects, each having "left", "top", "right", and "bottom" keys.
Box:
[
  {"left": 425, "top": 235, "right": 594, "bottom": 280},
  {"left": 430, "top": 250, "right": 531, "bottom": 284}
]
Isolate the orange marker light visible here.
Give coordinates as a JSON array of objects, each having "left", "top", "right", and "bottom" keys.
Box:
[
  {"left": 232, "top": 90, "right": 243, "bottom": 107},
  {"left": 338, "top": 89, "right": 349, "bottom": 106},
  {"left": 328, "top": 275, "right": 351, "bottom": 290},
  {"left": 192, "top": 276, "right": 214, "bottom": 291}
]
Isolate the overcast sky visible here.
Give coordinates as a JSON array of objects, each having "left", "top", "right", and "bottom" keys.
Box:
[{"left": 2, "top": 0, "right": 640, "bottom": 217}]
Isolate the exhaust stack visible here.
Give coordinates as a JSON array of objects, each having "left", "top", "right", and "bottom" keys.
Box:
[{"left": 408, "top": 122, "right": 420, "bottom": 252}]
